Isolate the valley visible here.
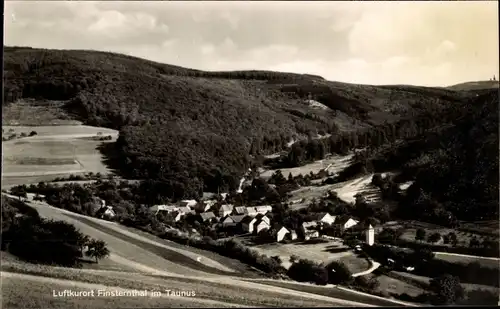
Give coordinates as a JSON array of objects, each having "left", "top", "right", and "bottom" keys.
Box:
[{"left": 2, "top": 46, "right": 498, "bottom": 308}]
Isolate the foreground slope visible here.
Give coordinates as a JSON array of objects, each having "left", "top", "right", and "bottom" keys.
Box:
[{"left": 1, "top": 194, "right": 413, "bottom": 307}]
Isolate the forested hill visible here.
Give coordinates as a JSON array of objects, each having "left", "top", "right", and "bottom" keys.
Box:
[{"left": 3, "top": 46, "right": 479, "bottom": 200}]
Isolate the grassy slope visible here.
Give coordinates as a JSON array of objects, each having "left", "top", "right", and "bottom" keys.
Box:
[{"left": 4, "top": 46, "right": 469, "bottom": 197}]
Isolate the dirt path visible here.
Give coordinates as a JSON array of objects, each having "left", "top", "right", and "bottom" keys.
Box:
[{"left": 434, "top": 252, "right": 500, "bottom": 261}]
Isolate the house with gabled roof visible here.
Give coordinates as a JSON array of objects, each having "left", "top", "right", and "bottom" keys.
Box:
[
  {"left": 269, "top": 224, "right": 289, "bottom": 242},
  {"left": 255, "top": 213, "right": 271, "bottom": 225},
  {"left": 254, "top": 219, "right": 270, "bottom": 234},
  {"left": 199, "top": 212, "right": 216, "bottom": 222},
  {"left": 336, "top": 217, "right": 359, "bottom": 230},
  {"left": 221, "top": 215, "right": 246, "bottom": 227},
  {"left": 218, "top": 204, "right": 234, "bottom": 217},
  {"left": 241, "top": 216, "right": 257, "bottom": 233},
  {"left": 311, "top": 212, "right": 336, "bottom": 225}
]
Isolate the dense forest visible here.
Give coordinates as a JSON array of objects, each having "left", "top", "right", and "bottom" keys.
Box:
[{"left": 3, "top": 46, "right": 493, "bottom": 201}]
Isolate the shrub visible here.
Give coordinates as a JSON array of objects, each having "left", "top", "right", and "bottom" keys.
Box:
[{"left": 429, "top": 274, "right": 465, "bottom": 305}]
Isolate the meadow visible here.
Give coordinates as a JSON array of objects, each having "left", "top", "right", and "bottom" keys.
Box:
[
  {"left": 249, "top": 239, "right": 370, "bottom": 273},
  {"left": 2, "top": 125, "right": 118, "bottom": 187}
]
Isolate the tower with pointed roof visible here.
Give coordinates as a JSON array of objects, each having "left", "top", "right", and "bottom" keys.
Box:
[{"left": 366, "top": 224, "right": 375, "bottom": 246}]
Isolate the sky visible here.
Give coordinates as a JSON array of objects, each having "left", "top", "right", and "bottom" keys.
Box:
[{"left": 4, "top": 1, "right": 499, "bottom": 86}]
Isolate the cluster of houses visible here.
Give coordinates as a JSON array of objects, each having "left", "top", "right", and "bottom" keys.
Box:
[{"left": 145, "top": 198, "right": 374, "bottom": 244}]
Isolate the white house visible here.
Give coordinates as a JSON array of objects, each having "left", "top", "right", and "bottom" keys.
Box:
[
  {"left": 301, "top": 221, "right": 318, "bottom": 234},
  {"left": 312, "top": 212, "right": 336, "bottom": 225},
  {"left": 271, "top": 225, "right": 290, "bottom": 242},
  {"left": 221, "top": 215, "right": 246, "bottom": 227},
  {"left": 366, "top": 224, "right": 375, "bottom": 246},
  {"left": 149, "top": 205, "right": 178, "bottom": 215},
  {"left": 344, "top": 218, "right": 359, "bottom": 229},
  {"left": 180, "top": 200, "right": 197, "bottom": 208},
  {"left": 254, "top": 219, "right": 270, "bottom": 234},
  {"left": 255, "top": 205, "right": 272, "bottom": 215},
  {"left": 220, "top": 193, "right": 228, "bottom": 201},
  {"left": 255, "top": 213, "right": 271, "bottom": 225},
  {"left": 244, "top": 207, "right": 258, "bottom": 217},
  {"left": 289, "top": 230, "right": 298, "bottom": 240},
  {"left": 241, "top": 216, "right": 258, "bottom": 233},
  {"left": 218, "top": 204, "right": 234, "bottom": 217}
]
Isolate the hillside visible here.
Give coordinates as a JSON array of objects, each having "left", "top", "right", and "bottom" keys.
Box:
[
  {"left": 337, "top": 89, "right": 499, "bottom": 224},
  {"left": 3, "top": 46, "right": 474, "bottom": 200},
  {"left": 446, "top": 80, "right": 499, "bottom": 91}
]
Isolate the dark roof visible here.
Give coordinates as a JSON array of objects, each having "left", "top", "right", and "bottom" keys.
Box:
[
  {"left": 230, "top": 215, "right": 246, "bottom": 223},
  {"left": 200, "top": 212, "right": 216, "bottom": 220},
  {"left": 241, "top": 216, "right": 256, "bottom": 225}
]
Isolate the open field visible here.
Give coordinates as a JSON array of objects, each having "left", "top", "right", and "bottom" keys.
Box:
[
  {"left": 331, "top": 174, "right": 377, "bottom": 204},
  {"left": 287, "top": 173, "right": 380, "bottom": 209},
  {"left": 391, "top": 271, "right": 500, "bottom": 294},
  {"left": 249, "top": 239, "right": 369, "bottom": 273},
  {"left": 434, "top": 252, "right": 500, "bottom": 269},
  {"left": 2, "top": 125, "right": 119, "bottom": 187},
  {"left": 372, "top": 274, "right": 425, "bottom": 297},
  {"left": 260, "top": 153, "right": 354, "bottom": 179}
]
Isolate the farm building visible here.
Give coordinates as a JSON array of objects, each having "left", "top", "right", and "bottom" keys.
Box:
[
  {"left": 149, "top": 205, "right": 178, "bottom": 215},
  {"left": 218, "top": 204, "right": 234, "bottom": 217},
  {"left": 221, "top": 215, "right": 246, "bottom": 227},
  {"left": 180, "top": 199, "right": 198, "bottom": 208},
  {"left": 270, "top": 224, "right": 289, "bottom": 242},
  {"left": 289, "top": 230, "right": 298, "bottom": 240},
  {"left": 199, "top": 212, "right": 216, "bottom": 222},
  {"left": 254, "top": 219, "right": 270, "bottom": 234},
  {"left": 241, "top": 216, "right": 258, "bottom": 233}
]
